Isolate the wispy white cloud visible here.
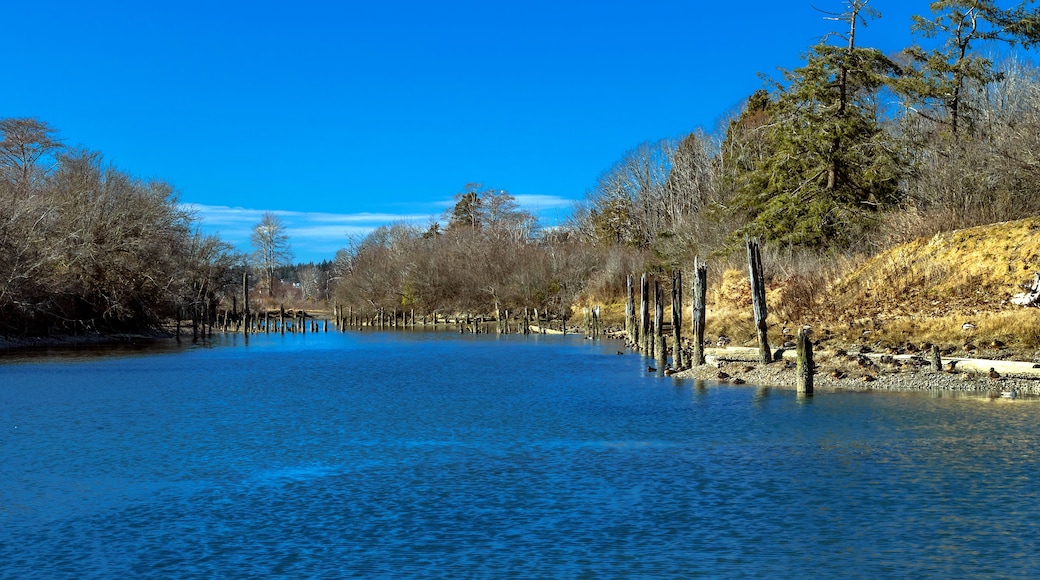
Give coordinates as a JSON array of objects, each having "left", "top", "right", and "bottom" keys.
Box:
[
  {"left": 511, "top": 194, "right": 575, "bottom": 210},
  {"left": 182, "top": 203, "right": 441, "bottom": 262},
  {"left": 181, "top": 196, "right": 578, "bottom": 262}
]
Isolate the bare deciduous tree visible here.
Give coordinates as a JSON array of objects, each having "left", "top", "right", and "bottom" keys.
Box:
[{"left": 251, "top": 212, "right": 293, "bottom": 297}]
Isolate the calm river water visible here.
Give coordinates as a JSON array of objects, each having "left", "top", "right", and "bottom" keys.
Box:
[{"left": 2, "top": 330, "right": 1040, "bottom": 578}]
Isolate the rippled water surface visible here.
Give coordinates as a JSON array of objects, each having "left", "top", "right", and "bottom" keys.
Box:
[{"left": 3, "top": 331, "right": 1040, "bottom": 578}]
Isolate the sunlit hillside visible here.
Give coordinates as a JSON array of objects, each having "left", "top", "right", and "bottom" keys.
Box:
[{"left": 706, "top": 218, "right": 1040, "bottom": 357}]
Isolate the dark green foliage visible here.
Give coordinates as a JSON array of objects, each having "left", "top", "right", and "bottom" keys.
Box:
[
  {"left": 896, "top": 1, "right": 1017, "bottom": 134},
  {"left": 727, "top": 2, "right": 905, "bottom": 251}
]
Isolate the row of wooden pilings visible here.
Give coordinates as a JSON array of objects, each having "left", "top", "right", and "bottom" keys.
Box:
[
  {"left": 327, "top": 305, "right": 573, "bottom": 335},
  {"left": 177, "top": 306, "right": 328, "bottom": 341},
  {"left": 179, "top": 302, "right": 585, "bottom": 341},
  {"left": 624, "top": 238, "right": 815, "bottom": 396}
]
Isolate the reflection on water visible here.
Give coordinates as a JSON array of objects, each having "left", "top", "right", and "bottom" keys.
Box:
[{"left": 2, "top": 330, "right": 1040, "bottom": 578}]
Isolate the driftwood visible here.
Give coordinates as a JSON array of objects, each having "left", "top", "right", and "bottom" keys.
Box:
[{"left": 1012, "top": 272, "right": 1040, "bottom": 307}]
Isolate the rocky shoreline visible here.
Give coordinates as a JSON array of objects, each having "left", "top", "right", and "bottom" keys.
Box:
[{"left": 671, "top": 349, "right": 1040, "bottom": 397}]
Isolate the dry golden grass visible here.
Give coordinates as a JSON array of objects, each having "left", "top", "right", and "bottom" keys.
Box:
[
  {"left": 582, "top": 218, "right": 1040, "bottom": 358},
  {"left": 830, "top": 217, "right": 1040, "bottom": 317},
  {"left": 756, "top": 217, "right": 1040, "bottom": 356}
]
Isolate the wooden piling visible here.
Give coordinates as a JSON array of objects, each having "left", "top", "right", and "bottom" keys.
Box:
[
  {"left": 639, "top": 274, "right": 650, "bottom": 355},
  {"left": 746, "top": 238, "right": 772, "bottom": 363},
  {"left": 242, "top": 271, "right": 250, "bottom": 336},
  {"left": 654, "top": 282, "right": 667, "bottom": 368},
  {"left": 931, "top": 344, "right": 942, "bottom": 373},
  {"left": 626, "top": 275, "right": 636, "bottom": 345},
  {"left": 796, "top": 327, "right": 814, "bottom": 396},
  {"left": 691, "top": 258, "right": 707, "bottom": 366},
  {"left": 671, "top": 269, "right": 683, "bottom": 369}
]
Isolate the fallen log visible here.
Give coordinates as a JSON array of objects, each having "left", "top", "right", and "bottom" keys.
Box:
[{"left": 1011, "top": 272, "right": 1040, "bottom": 307}]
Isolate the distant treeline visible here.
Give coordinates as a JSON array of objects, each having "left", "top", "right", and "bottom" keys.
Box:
[{"left": 331, "top": 187, "right": 644, "bottom": 319}]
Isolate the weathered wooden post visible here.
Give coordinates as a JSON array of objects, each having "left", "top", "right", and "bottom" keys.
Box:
[
  {"left": 279, "top": 306, "right": 285, "bottom": 334},
  {"left": 746, "top": 237, "right": 772, "bottom": 363},
  {"left": 931, "top": 344, "right": 943, "bottom": 373},
  {"left": 671, "top": 269, "right": 683, "bottom": 369},
  {"left": 691, "top": 258, "right": 707, "bottom": 366},
  {"left": 626, "top": 275, "right": 636, "bottom": 346},
  {"left": 654, "top": 282, "right": 667, "bottom": 369},
  {"left": 242, "top": 271, "right": 250, "bottom": 336},
  {"left": 796, "top": 327, "right": 814, "bottom": 396},
  {"left": 640, "top": 274, "right": 650, "bottom": 355},
  {"left": 301, "top": 310, "right": 307, "bottom": 334}
]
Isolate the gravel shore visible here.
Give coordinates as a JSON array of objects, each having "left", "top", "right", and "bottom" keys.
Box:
[{"left": 670, "top": 351, "right": 1040, "bottom": 397}]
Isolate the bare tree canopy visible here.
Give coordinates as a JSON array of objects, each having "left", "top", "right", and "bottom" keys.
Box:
[
  {"left": 251, "top": 212, "right": 293, "bottom": 296},
  {"left": 0, "top": 117, "right": 64, "bottom": 193}
]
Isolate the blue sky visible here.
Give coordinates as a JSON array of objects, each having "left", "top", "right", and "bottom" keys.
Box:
[{"left": 6, "top": 0, "right": 924, "bottom": 262}]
